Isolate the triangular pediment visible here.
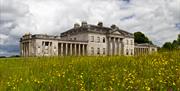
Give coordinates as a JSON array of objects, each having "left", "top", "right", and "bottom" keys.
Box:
[{"left": 111, "top": 30, "right": 122, "bottom": 35}]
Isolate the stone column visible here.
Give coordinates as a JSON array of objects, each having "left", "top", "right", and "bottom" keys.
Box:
[
  {"left": 74, "top": 44, "right": 77, "bottom": 56},
  {"left": 65, "top": 43, "right": 68, "bottom": 56},
  {"left": 61, "top": 43, "right": 63, "bottom": 56},
  {"left": 79, "top": 44, "right": 81, "bottom": 56},
  {"left": 22, "top": 43, "right": 24, "bottom": 56},
  {"left": 116, "top": 38, "right": 119, "bottom": 55},
  {"left": 29, "top": 41, "right": 31, "bottom": 56},
  {"left": 119, "top": 38, "right": 122, "bottom": 55},
  {"left": 82, "top": 44, "right": 85, "bottom": 56},
  {"left": 113, "top": 37, "right": 116, "bottom": 55},
  {"left": 107, "top": 37, "right": 110, "bottom": 55},
  {"left": 109, "top": 37, "right": 112, "bottom": 55},
  {"left": 70, "top": 43, "right": 72, "bottom": 56}
]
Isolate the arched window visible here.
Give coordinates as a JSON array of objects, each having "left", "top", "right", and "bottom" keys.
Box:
[{"left": 103, "top": 37, "right": 106, "bottom": 43}]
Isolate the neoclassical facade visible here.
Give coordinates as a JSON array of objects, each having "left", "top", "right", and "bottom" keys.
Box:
[{"left": 20, "top": 22, "right": 156, "bottom": 57}]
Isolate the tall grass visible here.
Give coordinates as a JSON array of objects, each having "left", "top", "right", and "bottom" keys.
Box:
[{"left": 0, "top": 51, "right": 180, "bottom": 91}]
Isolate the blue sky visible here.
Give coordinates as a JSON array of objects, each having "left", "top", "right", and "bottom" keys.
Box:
[{"left": 0, "top": 0, "right": 180, "bottom": 56}]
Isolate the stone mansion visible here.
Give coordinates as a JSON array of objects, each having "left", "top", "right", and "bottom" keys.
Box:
[{"left": 20, "top": 22, "right": 157, "bottom": 57}]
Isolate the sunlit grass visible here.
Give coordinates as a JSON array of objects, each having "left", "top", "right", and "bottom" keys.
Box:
[{"left": 0, "top": 51, "right": 180, "bottom": 91}]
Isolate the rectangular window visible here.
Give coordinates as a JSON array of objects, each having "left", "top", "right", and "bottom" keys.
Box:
[
  {"left": 103, "top": 48, "right": 106, "bottom": 54},
  {"left": 91, "top": 47, "right": 94, "bottom": 55},
  {"left": 97, "top": 48, "right": 100, "bottom": 54},
  {"left": 126, "top": 49, "right": 129, "bottom": 55},
  {"left": 74, "top": 37, "right": 77, "bottom": 40},
  {"left": 97, "top": 37, "right": 100, "bottom": 43},
  {"left": 127, "top": 40, "right": 129, "bottom": 45},
  {"left": 45, "top": 42, "right": 49, "bottom": 46},
  {"left": 131, "top": 40, "right": 133, "bottom": 45},
  {"left": 90, "top": 36, "right": 94, "bottom": 42},
  {"left": 42, "top": 41, "right": 44, "bottom": 46}
]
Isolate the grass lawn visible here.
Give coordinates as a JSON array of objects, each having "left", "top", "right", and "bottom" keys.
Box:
[{"left": 0, "top": 51, "right": 180, "bottom": 91}]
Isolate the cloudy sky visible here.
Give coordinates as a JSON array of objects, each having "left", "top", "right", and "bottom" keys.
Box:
[{"left": 0, "top": 0, "right": 180, "bottom": 56}]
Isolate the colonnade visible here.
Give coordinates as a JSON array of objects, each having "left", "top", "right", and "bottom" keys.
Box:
[
  {"left": 21, "top": 42, "right": 30, "bottom": 57},
  {"left": 58, "top": 43, "right": 87, "bottom": 56},
  {"left": 108, "top": 37, "right": 123, "bottom": 55},
  {"left": 134, "top": 48, "right": 149, "bottom": 55}
]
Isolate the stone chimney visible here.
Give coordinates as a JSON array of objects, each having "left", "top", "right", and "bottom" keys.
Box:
[
  {"left": 74, "top": 23, "right": 80, "bottom": 29},
  {"left": 97, "top": 22, "right": 103, "bottom": 27},
  {"left": 111, "top": 24, "right": 119, "bottom": 30},
  {"left": 81, "top": 21, "right": 88, "bottom": 27},
  {"left": 111, "top": 24, "right": 116, "bottom": 29}
]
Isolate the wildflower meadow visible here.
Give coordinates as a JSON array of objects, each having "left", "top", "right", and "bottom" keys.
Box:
[{"left": 0, "top": 51, "right": 180, "bottom": 91}]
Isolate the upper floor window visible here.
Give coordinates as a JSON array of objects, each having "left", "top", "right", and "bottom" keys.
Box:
[
  {"left": 97, "top": 48, "right": 100, "bottom": 54},
  {"left": 74, "top": 37, "right": 77, "bottom": 40},
  {"left": 103, "top": 37, "right": 106, "bottom": 43},
  {"left": 45, "top": 42, "right": 49, "bottom": 46},
  {"left": 90, "top": 36, "right": 94, "bottom": 42},
  {"left": 131, "top": 40, "right": 133, "bottom": 45},
  {"left": 127, "top": 40, "right": 129, "bottom": 45},
  {"left": 97, "top": 37, "right": 100, "bottom": 43}
]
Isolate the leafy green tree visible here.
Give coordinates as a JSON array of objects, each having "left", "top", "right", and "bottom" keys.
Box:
[
  {"left": 178, "top": 34, "right": 180, "bottom": 45},
  {"left": 134, "top": 32, "right": 152, "bottom": 44},
  {"left": 172, "top": 40, "right": 178, "bottom": 49},
  {"left": 161, "top": 34, "right": 180, "bottom": 50},
  {"left": 162, "top": 42, "right": 174, "bottom": 50}
]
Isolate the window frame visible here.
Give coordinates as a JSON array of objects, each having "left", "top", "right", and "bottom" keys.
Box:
[
  {"left": 103, "top": 37, "right": 106, "bottom": 43},
  {"left": 97, "top": 37, "right": 100, "bottom": 43},
  {"left": 90, "top": 36, "right": 94, "bottom": 42},
  {"left": 103, "top": 48, "right": 106, "bottom": 54},
  {"left": 97, "top": 48, "right": 100, "bottom": 55},
  {"left": 91, "top": 47, "right": 94, "bottom": 55}
]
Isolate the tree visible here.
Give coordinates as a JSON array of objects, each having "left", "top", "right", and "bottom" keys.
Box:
[
  {"left": 134, "top": 32, "right": 152, "bottom": 44},
  {"left": 177, "top": 34, "right": 180, "bottom": 45},
  {"left": 172, "top": 40, "right": 178, "bottom": 49},
  {"left": 162, "top": 42, "right": 174, "bottom": 50},
  {"left": 161, "top": 34, "right": 180, "bottom": 50}
]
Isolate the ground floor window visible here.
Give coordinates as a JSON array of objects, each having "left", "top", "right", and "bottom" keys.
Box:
[
  {"left": 97, "top": 48, "right": 100, "bottom": 54},
  {"left": 103, "top": 48, "right": 106, "bottom": 54},
  {"left": 91, "top": 47, "right": 94, "bottom": 55},
  {"left": 131, "top": 49, "right": 133, "bottom": 55},
  {"left": 126, "top": 49, "right": 129, "bottom": 55}
]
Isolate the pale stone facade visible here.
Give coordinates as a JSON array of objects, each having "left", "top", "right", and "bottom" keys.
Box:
[{"left": 20, "top": 22, "right": 156, "bottom": 57}]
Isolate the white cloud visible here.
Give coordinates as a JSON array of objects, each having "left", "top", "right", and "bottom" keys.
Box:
[
  {"left": 0, "top": 0, "right": 180, "bottom": 56},
  {"left": 0, "top": 34, "right": 9, "bottom": 45}
]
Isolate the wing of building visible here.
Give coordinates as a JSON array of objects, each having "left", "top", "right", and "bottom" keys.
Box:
[{"left": 20, "top": 21, "right": 157, "bottom": 57}]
